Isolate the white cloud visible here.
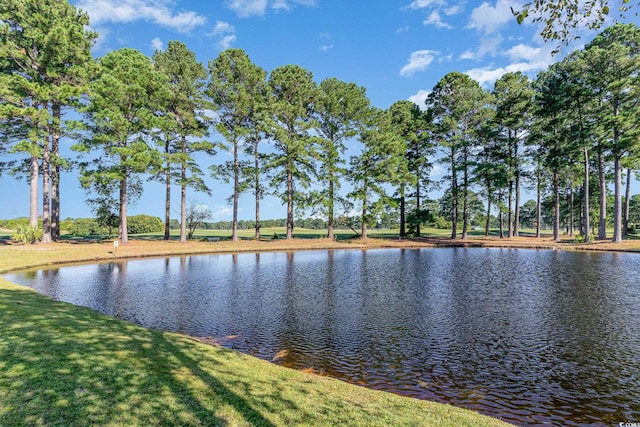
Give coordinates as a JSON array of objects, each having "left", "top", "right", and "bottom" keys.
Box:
[
  {"left": 478, "top": 35, "right": 503, "bottom": 56},
  {"left": 459, "top": 49, "right": 477, "bottom": 60},
  {"left": 423, "top": 11, "right": 453, "bottom": 29},
  {"left": 212, "top": 204, "right": 234, "bottom": 220},
  {"left": 226, "top": 0, "right": 315, "bottom": 17},
  {"left": 505, "top": 43, "right": 543, "bottom": 61},
  {"left": 444, "top": 5, "right": 463, "bottom": 15},
  {"left": 226, "top": 0, "right": 268, "bottom": 17},
  {"left": 403, "top": 0, "right": 442, "bottom": 10},
  {"left": 429, "top": 164, "right": 446, "bottom": 179},
  {"left": 408, "top": 89, "right": 430, "bottom": 110},
  {"left": 77, "top": 0, "right": 206, "bottom": 33},
  {"left": 319, "top": 43, "right": 334, "bottom": 52},
  {"left": 273, "top": 0, "right": 316, "bottom": 11},
  {"left": 467, "top": 0, "right": 516, "bottom": 34},
  {"left": 396, "top": 25, "right": 411, "bottom": 34},
  {"left": 318, "top": 33, "right": 333, "bottom": 52},
  {"left": 151, "top": 37, "right": 164, "bottom": 51},
  {"left": 466, "top": 58, "right": 551, "bottom": 87},
  {"left": 217, "top": 35, "right": 237, "bottom": 50},
  {"left": 213, "top": 21, "right": 235, "bottom": 35},
  {"left": 400, "top": 50, "right": 438, "bottom": 77}
]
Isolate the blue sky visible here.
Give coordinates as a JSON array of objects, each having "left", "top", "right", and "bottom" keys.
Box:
[{"left": 1, "top": 0, "right": 638, "bottom": 221}]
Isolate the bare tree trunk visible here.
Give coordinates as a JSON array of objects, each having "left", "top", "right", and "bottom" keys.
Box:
[
  {"left": 583, "top": 147, "right": 591, "bottom": 243},
  {"left": 450, "top": 148, "right": 457, "bottom": 240},
  {"left": 513, "top": 143, "right": 520, "bottom": 237},
  {"left": 41, "top": 105, "right": 52, "bottom": 244},
  {"left": 254, "top": 139, "right": 261, "bottom": 240},
  {"left": 462, "top": 150, "right": 469, "bottom": 240},
  {"left": 623, "top": 167, "right": 631, "bottom": 237},
  {"left": 399, "top": 189, "right": 406, "bottom": 238},
  {"left": 569, "top": 184, "right": 574, "bottom": 238},
  {"left": 553, "top": 171, "right": 560, "bottom": 242},
  {"left": 484, "top": 194, "right": 491, "bottom": 237},
  {"left": 507, "top": 181, "right": 513, "bottom": 238},
  {"left": 536, "top": 161, "right": 542, "bottom": 238},
  {"left": 180, "top": 138, "right": 187, "bottom": 242},
  {"left": 499, "top": 192, "right": 504, "bottom": 238},
  {"left": 287, "top": 167, "right": 293, "bottom": 240},
  {"left": 232, "top": 137, "right": 239, "bottom": 242},
  {"left": 598, "top": 152, "right": 607, "bottom": 240},
  {"left": 613, "top": 154, "right": 623, "bottom": 243},
  {"left": 164, "top": 151, "right": 171, "bottom": 240},
  {"left": 29, "top": 154, "right": 39, "bottom": 229},
  {"left": 360, "top": 201, "right": 367, "bottom": 240},
  {"left": 416, "top": 178, "right": 421, "bottom": 237},
  {"left": 51, "top": 103, "right": 61, "bottom": 241},
  {"left": 119, "top": 176, "right": 128, "bottom": 244},
  {"left": 327, "top": 176, "right": 335, "bottom": 240}
]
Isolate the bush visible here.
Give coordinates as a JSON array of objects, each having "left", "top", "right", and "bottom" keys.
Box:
[
  {"left": 433, "top": 216, "right": 450, "bottom": 230},
  {"left": 11, "top": 225, "right": 43, "bottom": 244},
  {"left": 628, "top": 224, "right": 637, "bottom": 235},
  {"left": 68, "top": 218, "right": 106, "bottom": 237},
  {"left": 127, "top": 215, "right": 163, "bottom": 234}
]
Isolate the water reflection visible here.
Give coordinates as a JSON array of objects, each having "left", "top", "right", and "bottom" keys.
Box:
[{"left": 5, "top": 248, "right": 640, "bottom": 426}]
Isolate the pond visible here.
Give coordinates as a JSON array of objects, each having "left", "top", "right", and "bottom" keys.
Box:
[{"left": 5, "top": 248, "right": 640, "bottom": 426}]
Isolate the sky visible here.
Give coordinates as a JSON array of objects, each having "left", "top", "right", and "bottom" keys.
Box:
[{"left": 1, "top": 0, "right": 639, "bottom": 222}]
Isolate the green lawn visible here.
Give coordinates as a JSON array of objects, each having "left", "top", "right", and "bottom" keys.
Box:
[{"left": 0, "top": 277, "right": 510, "bottom": 426}]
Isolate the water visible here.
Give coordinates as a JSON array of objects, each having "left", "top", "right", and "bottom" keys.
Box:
[{"left": 5, "top": 248, "right": 640, "bottom": 426}]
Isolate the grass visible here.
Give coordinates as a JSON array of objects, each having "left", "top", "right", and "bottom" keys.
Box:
[{"left": 0, "top": 239, "right": 514, "bottom": 427}]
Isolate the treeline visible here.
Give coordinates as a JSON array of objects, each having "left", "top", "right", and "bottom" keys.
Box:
[{"left": 1, "top": 1, "right": 640, "bottom": 244}]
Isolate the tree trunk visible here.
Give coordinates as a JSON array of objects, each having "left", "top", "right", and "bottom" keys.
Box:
[
  {"left": 553, "top": 170, "right": 560, "bottom": 242},
  {"left": 180, "top": 138, "right": 187, "bottom": 242},
  {"left": 513, "top": 142, "right": 520, "bottom": 237},
  {"left": 536, "top": 161, "right": 542, "bottom": 238},
  {"left": 51, "top": 103, "right": 61, "bottom": 241},
  {"left": 29, "top": 154, "right": 39, "bottom": 229},
  {"left": 399, "top": 188, "right": 406, "bottom": 238},
  {"left": 450, "top": 148, "right": 457, "bottom": 239},
  {"left": 598, "top": 152, "right": 607, "bottom": 240},
  {"left": 416, "top": 177, "right": 421, "bottom": 237},
  {"left": 119, "top": 175, "right": 129, "bottom": 244},
  {"left": 327, "top": 175, "right": 334, "bottom": 239},
  {"left": 164, "top": 150, "right": 171, "bottom": 240},
  {"left": 360, "top": 199, "right": 367, "bottom": 240},
  {"left": 623, "top": 167, "right": 631, "bottom": 237},
  {"left": 507, "top": 180, "right": 513, "bottom": 238},
  {"left": 41, "top": 108, "right": 52, "bottom": 244},
  {"left": 462, "top": 149, "right": 469, "bottom": 240},
  {"left": 583, "top": 146, "right": 591, "bottom": 243},
  {"left": 254, "top": 139, "right": 261, "bottom": 240},
  {"left": 484, "top": 195, "right": 491, "bottom": 237},
  {"left": 286, "top": 166, "right": 294, "bottom": 240},
  {"left": 569, "top": 184, "right": 574, "bottom": 238},
  {"left": 499, "top": 192, "right": 504, "bottom": 238},
  {"left": 232, "top": 137, "right": 239, "bottom": 242},
  {"left": 612, "top": 154, "right": 623, "bottom": 243}
]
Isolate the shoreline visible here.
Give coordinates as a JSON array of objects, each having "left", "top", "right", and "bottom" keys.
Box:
[{"left": 1, "top": 235, "right": 639, "bottom": 275}]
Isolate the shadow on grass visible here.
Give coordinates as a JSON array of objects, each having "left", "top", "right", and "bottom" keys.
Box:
[{"left": 0, "top": 285, "right": 285, "bottom": 426}]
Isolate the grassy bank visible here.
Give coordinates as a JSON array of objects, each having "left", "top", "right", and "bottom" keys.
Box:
[{"left": 0, "top": 240, "right": 514, "bottom": 427}]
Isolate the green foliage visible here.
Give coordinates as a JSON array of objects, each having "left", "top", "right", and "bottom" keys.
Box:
[
  {"left": 407, "top": 209, "right": 435, "bottom": 236},
  {"left": 127, "top": 215, "right": 164, "bottom": 234},
  {"left": 68, "top": 218, "right": 105, "bottom": 237},
  {"left": 11, "top": 225, "right": 42, "bottom": 244}
]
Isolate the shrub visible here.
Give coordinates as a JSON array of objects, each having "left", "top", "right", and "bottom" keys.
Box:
[
  {"left": 11, "top": 225, "right": 43, "bottom": 244},
  {"left": 628, "top": 224, "right": 637, "bottom": 235},
  {"left": 68, "top": 218, "right": 105, "bottom": 237},
  {"left": 127, "top": 215, "right": 163, "bottom": 234}
]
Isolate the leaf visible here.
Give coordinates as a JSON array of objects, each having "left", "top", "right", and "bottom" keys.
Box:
[{"left": 602, "top": 5, "right": 609, "bottom": 14}]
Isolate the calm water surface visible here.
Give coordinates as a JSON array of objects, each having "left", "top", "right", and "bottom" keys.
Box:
[{"left": 6, "top": 248, "right": 640, "bottom": 426}]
